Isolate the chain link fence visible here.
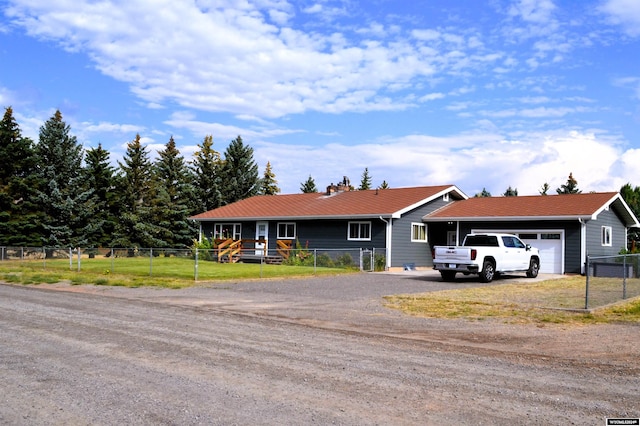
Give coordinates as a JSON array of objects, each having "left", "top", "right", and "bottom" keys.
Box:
[
  {"left": 585, "top": 254, "right": 640, "bottom": 309},
  {"left": 0, "top": 246, "right": 386, "bottom": 281}
]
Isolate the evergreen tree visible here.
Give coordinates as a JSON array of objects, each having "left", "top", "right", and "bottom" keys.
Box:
[
  {"left": 191, "top": 135, "right": 223, "bottom": 212},
  {"left": 152, "top": 136, "right": 198, "bottom": 247},
  {"left": 620, "top": 183, "right": 640, "bottom": 250},
  {"left": 33, "top": 110, "right": 96, "bottom": 248},
  {"left": 300, "top": 175, "right": 317, "bottom": 193},
  {"left": 112, "top": 134, "right": 161, "bottom": 248},
  {"left": 378, "top": 180, "right": 390, "bottom": 189},
  {"left": 219, "top": 136, "right": 259, "bottom": 204},
  {"left": 474, "top": 188, "right": 492, "bottom": 197},
  {"left": 503, "top": 186, "right": 518, "bottom": 196},
  {"left": 358, "top": 167, "right": 372, "bottom": 190},
  {"left": 83, "top": 143, "right": 117, "bottom": 247},
  {"left": 539, "top": 182, "right": 550, "bottom": 195},
  {"left": 260, "top": 161, "right": 280, "bottom": 195},
  {"left": 0, "top": 107, "right": 41, "bottom": 245},
  {"left": 556, "top": 173, "right": 581, "bottom": 194}
]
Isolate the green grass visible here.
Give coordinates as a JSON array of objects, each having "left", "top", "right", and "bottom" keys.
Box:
[
  {"left": 0, "top": 255, "right": 357, "bottom": 288},
  {"left": 384, "top": 275, "right": 640, "bottom": 325}
]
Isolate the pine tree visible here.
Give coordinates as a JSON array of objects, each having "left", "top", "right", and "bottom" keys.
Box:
[
  {"left": 359, "top": 167, "right": 372, "bottom": 190},
  {"left": 191, "top": 135, "right": 223, "bottom": 212},
  {"left": 474, "top": 188, "right": 492, "bottom": 197},
  {"left": 152, "top": 136, "right": 198, "bottom": 247},
  {"left": 112, "top": 134, "right": 160, "bottom": 248},
  {"left": 556, "top": 173, "right": 581, "bottom": 194},
  {"left": 620, "top": 183, "right": 640, "bottom": 250},
  {"left": 33, "top": 110, "right": 96, "bottom": 248},
  {"left": 300, "top": 175, "right": 317, "bottom": 193},
  {"left": 83, "top": 143, "right": 117, "bottom": 247},
  {"left": 0, "top": 107, "right": 41, "bottom": 245},
  {"left": 503, "top": 186, "right": 518, "bottom": 196},
  {"left": 219, "top": 135, "right": 259, "bottom": 204},
  {"left": 378, "top": 180, "right": 390, "bottom": 189},
  {"left": 539, "top": 182, "right": 550, "bottom": 195},
  {"left": 260, "top": 161, "right": 280, "bottom": 195}
]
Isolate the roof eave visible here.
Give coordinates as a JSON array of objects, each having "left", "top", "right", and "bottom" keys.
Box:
[
  {"left": 192, "top": 214, "right": 395, "bottom": 222},
  {"left": 423, "top": 215, "right": 594, "bottom": 222}
]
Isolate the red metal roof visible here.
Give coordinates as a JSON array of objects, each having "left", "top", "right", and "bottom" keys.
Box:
[
  {"left": 190, "top": 185, "right": 460, "bottom": 220},
  {"left": 424, "top": 192, "right": 633, "bottom": 222}
]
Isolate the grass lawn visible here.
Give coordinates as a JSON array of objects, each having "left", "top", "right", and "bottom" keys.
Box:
[
  {"left": 0, "top": 256, "right": 357, "bottom": 289},
  {"left": 384, "top": 275, "right": 640, "bottom": 325}
]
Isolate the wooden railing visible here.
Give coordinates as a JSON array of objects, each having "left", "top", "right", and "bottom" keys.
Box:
[
  {"left": 217, "top": 238, "right": 242, "bottom": 263},
  {"left": 277, "top": 240, "right": 292, "bottom": 259}
]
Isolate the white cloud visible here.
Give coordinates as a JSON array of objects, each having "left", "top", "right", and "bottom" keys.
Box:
[
  {"left": 600, "top": 0, "right": 640, "bottom": 37},
  {"left": 255, "top": 128, "right": 630, "bottom": 195},
  {"left": 4, "top": 1, "right": 507, "bottom": 119}
]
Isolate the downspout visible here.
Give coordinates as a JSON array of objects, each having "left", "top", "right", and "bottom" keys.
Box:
[
  {"left": 579, "top": 218, "right": 586, "bottom": 274},
  {"left": 379, "top": 216, "right": 392, "bottom": 271}
]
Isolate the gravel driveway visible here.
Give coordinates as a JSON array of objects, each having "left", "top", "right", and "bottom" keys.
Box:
[{"left": 1, "top": 271, "right": 639, "bottom": 425}]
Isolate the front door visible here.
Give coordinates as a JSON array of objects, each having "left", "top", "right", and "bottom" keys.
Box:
[
  {"left": 255, "top": 222, "right": 268, "bottom": 255},
  {"left": 447, "top": 231, "right": 457, "bottom": 246}
]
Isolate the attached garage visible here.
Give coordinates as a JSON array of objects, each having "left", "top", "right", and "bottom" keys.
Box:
[
  {"left": 478, "top": 231, "right": 563, "bottom": 274},
  {"left": 424, "top": 193, "right": 639, "bottom": 275}
]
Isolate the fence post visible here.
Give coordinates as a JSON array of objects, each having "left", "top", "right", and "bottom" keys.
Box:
[
  {"left": 194, "top": 248, "right": 199, "bottom": 281},
  {"left": 77, "top": 248, "right": 81, "bottom": 272},
  {"left": 69, "top": 247, "right": 73, "bottom": 270},
  {"left": 110, "top": 248, "right": 114, "bottom": 273},
  {"left": 585, "top": 256, "right": 590, "bottom": 309},
  {"left": 314, "top": 249, "right": 317, "bottom": 275},
  {"left": 43, "top": 247, "right": 46, "bottom": 269},
  {"left": 150, "top": 248, "right": 153, "bottom": 277},
  {"left": 623, "top": 255, "right": 627, "bottom": 300},
  {"left": 260, "top": 248, "right": 264, "bottom": 279}
]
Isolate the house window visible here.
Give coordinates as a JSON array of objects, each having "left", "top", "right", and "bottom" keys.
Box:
[
  {"left": 411, "top": 223, "right": 427, "bottom": 242},
  {"left": 348, "top": 221, "right": 371, "bottom": 241},
  {"left": 277, "top": 222, "right": 296, "bottom": 239},
  {"left": 443, "top": 193, "right": 450, "bottom": 202},
  {"left": 214, "top": 223, "right": 241, "bottom": 240},
  {"left": 601, "top": 226, "right": 612, "bottom": 247}
]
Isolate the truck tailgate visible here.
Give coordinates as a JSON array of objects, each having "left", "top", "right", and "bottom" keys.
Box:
[{"left": 434, "top": 247, "right": 471, "bottom": 262}]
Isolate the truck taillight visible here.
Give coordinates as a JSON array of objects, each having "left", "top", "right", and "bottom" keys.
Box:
[{"left": 471, "top": 249, "right": 477, "bottom": 260}]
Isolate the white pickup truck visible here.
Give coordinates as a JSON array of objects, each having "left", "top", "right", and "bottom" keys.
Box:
[{"left": 432, "top": 233, "right": 540, "bottom": 282}]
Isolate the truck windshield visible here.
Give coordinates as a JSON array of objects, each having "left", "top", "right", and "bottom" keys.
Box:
[{"left": 463, "top": 235, "right": 498, "bottom": 246}]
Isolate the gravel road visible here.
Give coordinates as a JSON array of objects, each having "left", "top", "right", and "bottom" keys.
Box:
[{"left": 1, "top": 271, "right": 639, "bottom": 425}]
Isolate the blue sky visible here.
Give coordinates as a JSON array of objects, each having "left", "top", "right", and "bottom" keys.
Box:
[{"left": 1, "top": 0, "right": 640, "bottom": 197}]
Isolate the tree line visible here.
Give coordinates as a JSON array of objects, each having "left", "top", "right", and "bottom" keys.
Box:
[
  {"left": 4, "top": 106, "right": 640, "bottom": 249},
  {"left": 0, "top": 107, "right": 280, "bottom": 248}
]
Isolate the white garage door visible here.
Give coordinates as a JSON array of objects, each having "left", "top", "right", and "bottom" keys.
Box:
[
  {"left": 474, "top": 230, "right": 564, "bottom": 274},
  {"left": 519, "top": 233, "right": 562, "bottom": 274}
]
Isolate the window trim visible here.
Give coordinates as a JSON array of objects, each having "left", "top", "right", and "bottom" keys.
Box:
[
  {"left": 411, "top": 222, "right": 427, "bottom": 243},
  {"left": 214, "top": 223, "right": 242, "bottom": 240},
  {"left": 277, "top": 222, "right": 296, "bottom": 239},
  {"left": 347, "top": 221, "right": 372, "bottom": 241},
  {"left": 601, "top": 226, "right": 612, "bottom": 247}
]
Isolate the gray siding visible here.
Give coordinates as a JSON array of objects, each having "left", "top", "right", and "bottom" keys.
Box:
[
  {"left": 390, "top": 196, "right": 451, "bottom": 268},
  {"left": 586, "top": 208, "right": 628, "bottom": 257}
]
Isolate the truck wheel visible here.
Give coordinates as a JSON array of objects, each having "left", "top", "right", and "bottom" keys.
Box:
[
  {"left": 480, "top": 260, "right": 495, "bottom": 283},
  {"left": 526, "top": 258, "right": 539, "bottom": 278},
  {"left": 440, "top": 271, "right": 456, "bottom": 282}
]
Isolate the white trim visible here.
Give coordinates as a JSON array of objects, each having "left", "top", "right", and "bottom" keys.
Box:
[
  {"left": 601, "top": 225, "right": 612, "bottom": 247},
  {"left": 347, "top": 221, "right": 372, "bottom": 241},
  {"left": 411, "top": 222, "right": 428, "bottom": 243},
  {"left": 277, "top": 222, "right": 296, "bottom": 239}
]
